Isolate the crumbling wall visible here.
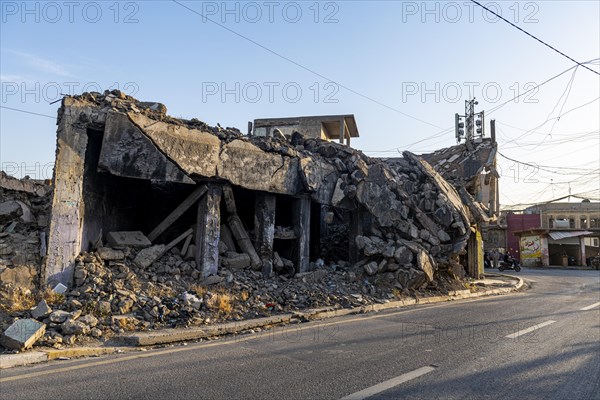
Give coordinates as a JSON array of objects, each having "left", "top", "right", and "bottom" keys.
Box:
[{"left": 0, "top": 172, "right": 51, "bottom": 290}]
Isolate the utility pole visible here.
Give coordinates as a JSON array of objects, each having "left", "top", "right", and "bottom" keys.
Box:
[{"left": 455, "top": 98, "right": 485, "bottom": 143}]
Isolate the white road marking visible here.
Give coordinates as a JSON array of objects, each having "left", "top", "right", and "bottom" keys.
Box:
[
  {"left": 340, "top": 366, "right": 436, "bottom": 400},
  {"left": 580, "top": 302, "right": 600, "bottom": 311},
  {"left": 505, "top": 320, "right": 556, "bottom": 339}
]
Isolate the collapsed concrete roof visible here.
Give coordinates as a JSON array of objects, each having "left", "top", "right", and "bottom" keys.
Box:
[
  {"left": 420, "top": 138, "right": 498, "bottom": 189},
  {"left": 44, "top": 90, "right": 485, "bottom": 289}
]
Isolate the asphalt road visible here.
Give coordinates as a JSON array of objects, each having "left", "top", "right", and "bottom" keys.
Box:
[{"left": 1, "top": 268, "right": 599, "bottom": 400}]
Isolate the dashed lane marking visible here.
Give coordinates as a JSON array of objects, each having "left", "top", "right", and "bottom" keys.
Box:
[
  {"left": 340, "top": 366, "right": 437, "bottom": 400},
  {"left": 580, "top": 302, "right": 600, "bottom": 311},
  {"left": 505, "top": 320, "right": 556, "bottom": 339}
]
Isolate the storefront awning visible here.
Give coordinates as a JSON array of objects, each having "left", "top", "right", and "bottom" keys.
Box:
[{"left": 548, "top": 231, "right": 593, "bottom": 240}]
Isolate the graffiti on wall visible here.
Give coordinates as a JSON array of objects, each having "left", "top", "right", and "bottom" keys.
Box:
[{"left": 520, "top": 235, "right": 542, "bottom": 259}]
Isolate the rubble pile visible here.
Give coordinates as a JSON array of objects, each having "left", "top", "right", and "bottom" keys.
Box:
[
  {"left": 4, "top": 244, "right": 458, "bottom": 349},
  {"left": 247, "top": 137, "right": 473, "bottom": 288},
  {"left": 0, "top": 172, "right": 51, "bottom": 290}
]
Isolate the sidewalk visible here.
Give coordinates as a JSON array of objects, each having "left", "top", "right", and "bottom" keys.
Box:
[
  {"left": 529, "top": 265, "right": 598, "bottom": 271},
  {"left": 0, "top": 272, "right": 523, "bottom": 369}
]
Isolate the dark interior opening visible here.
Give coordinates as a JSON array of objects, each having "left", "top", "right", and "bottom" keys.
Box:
[
  {"left": 81, "top": 128, "right": 202, "bottom": 250},
  {"left": 273, "top": 195, "right": 296, "bottom": 261},
  {"left": 230, "top": 186, "right": 256, "bottom": 238}
]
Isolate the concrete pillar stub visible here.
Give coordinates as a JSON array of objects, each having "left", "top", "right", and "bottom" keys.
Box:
[
  {"left": 195, "top": 184, "right": 222, "bottom": 279},
  {"left": 292, "top": 196, "right": 311, "bottom": 274},
  {"left": 255, "top": 192, "right": 276, "bottom": 277}
]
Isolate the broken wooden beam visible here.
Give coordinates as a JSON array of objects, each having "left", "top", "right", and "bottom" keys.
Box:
[
  {"left": 227, "top": 214, "right": 261, "bottom": 269},
  {"left": 220, "top": 224, "right": 237, "bottom": 254},
  {"left": 147, "top": 184, "right": 208, "bottom": 242},
  {"left": 165, "top": 228, "right": 194, "bottom": 253},
  {"left": 181, "top": 233, "right": 193, "bottom": 257},
  {"left": 222, "top": 185, "right": 237, "bottom": 214}
]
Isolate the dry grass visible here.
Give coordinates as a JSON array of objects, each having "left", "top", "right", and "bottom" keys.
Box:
[
  {"left": 39, "top": 287, "right": 65, "bottom": 305},
  {"left": 240, "top": 291, "right": 249, "bottom": 302},
  {"left": 0, "top": 286, "right": 36, "bottom": 312},
  {"left": 206, "top": 289, "right": 233, "bottom": 316},
  {"left": 187, "top": 283, "right": 208, "bottom": 297}
]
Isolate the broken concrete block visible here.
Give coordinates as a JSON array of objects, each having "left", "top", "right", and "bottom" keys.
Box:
[
  {"left": 52, "top": 282, "right": 68, "bottom": 294},
  {"left": 31, "top": 300, "right": 52, "bottom": 320},
  {"left": 203, "top": 275, "right": 224, "bottom": 285},
  {"left": 273, "top": 252, "right": 284, "bottom": 270},
  {"left": 106, "top": 231, "right": 152, "bottom": 249},
  {"left": 394, "top": 246, "right": 413, "bottom": 265},
  {"left": 416, "top": 250, "right": 435, "bottom": 282},
  {"left": 0, "top": 200, "right": 22, "bottom": 224},
  {"left": 118, "top": 298, "right": 134, "bottom": 314},
  {"left": 184, "top": 244, "right": 196, "bottom": 260},
  {"left": 0, "top": 265, "right": 37, "bottom": 290},
  {"left": 182, "top": 292, "right": 203, "bottom": 310},
  {"left": 364, "top": 261, "right": 378, "bottom": 276},
  {"left": 134, "top": 245, "right": 166, "bottom": 269},
  {"left": 331, "top": 178, "right": 346, "bottom": 206},
  {"left": 96, "top": 247, "right": 125, "bottom": 261},
  {"left": 1, "top": 319, "right": 46, "bottom": 350},
  {"left": 79, "top": 314, "right": 99, "bottom": 328},
  {"left": 49, "top": 310, "right": 71, "bottom": 323},
  {"left": 15, "top": 201, "right": 34, "bottom": 223},
  {"left": 61, "top": 319, "right": 90, "bottom": 335},
  {"left": 221, "top": 253, "right": 251, "bottom": 269},
  {"left": 437, "top": 229, "right": 451, "bottom": 243}
]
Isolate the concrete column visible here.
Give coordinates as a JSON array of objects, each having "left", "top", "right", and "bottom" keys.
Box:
[
  {"left": 45, "top": 99, "right": 89, "bottom": 287},
  {"left": 339, "top": 118, "right": 344, "bottom": 144},
  {"left": 489, "top": 175, "right": 497, "bottom": 216},
  {"left": 292, "top": 196, "right": 311, "bottom": 274},
  {"left": 540, "top": 236, "right": 550, "bottom": 266},
  {"left": 255, "top": 192, "right": 276, "bottom": 276},
  {"left": 349, "top": 208, "right": 364, "bottom": 264},
  {"left": 579, "top": 236, "right": 586, "bottom": 266},
  {"left": 195, "top": 184, "right": 222, "bottom": 279},
  {"left": 467, "top": 227, "right": 483, "bottom": 278}
]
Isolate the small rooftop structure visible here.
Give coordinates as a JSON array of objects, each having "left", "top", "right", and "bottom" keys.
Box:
[{"left": 252, "top": 115, "right": 359, "bottom": 146}]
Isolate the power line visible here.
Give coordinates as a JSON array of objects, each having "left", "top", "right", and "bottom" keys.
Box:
[
  {"left": 501, "top": 191, "right": 600, "bottom": 208},
  {"left": 469, "top": 0, "right": 600, "bottom": 76},
  {"left": 498, "top": 151, "right": 600, "bottom": 175},
  {"left": 171, "top": 0, "right": 444, "bottom": 130},
  {"left": 0, "top": 105, "right": 55, "bottom": 119},
  {"left": 487, "top": 58, "right": 599, "bottom": 116},
  {"left": 500, "top": 96, "right": 600, "bottom": 146},
  {"left": 371, "top": 59, "right": 600, "bottom": 155}
]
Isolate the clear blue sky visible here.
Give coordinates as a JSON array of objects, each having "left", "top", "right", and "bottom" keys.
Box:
[{"left": 1, "top": 1, "right": 599, "bottom": 208}]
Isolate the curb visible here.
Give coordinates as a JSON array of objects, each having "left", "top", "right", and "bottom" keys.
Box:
[
  {"left": 1, "top": 275, "right": 523, "bottom": 369},
  {"left": 0, "top": 347, "right": 131, "bottom": 369},
  {"left": 118, "top": 314, "right": 294, "bottom": 346}
]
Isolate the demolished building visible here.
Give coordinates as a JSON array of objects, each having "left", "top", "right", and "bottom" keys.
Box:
[
  {"left": 35, "top": 91, "right": 494, "bottom": 291},
  {"left": 1, "top": 90, "right": 501, "bottom": 345}
]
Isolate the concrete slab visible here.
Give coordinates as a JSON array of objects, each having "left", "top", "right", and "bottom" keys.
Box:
[
  {"left": 1, "top": 319, "right": 46, "bottom": 350},
  {"left": 106, "top": 231, "right": 152, "bottom": 249}
]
